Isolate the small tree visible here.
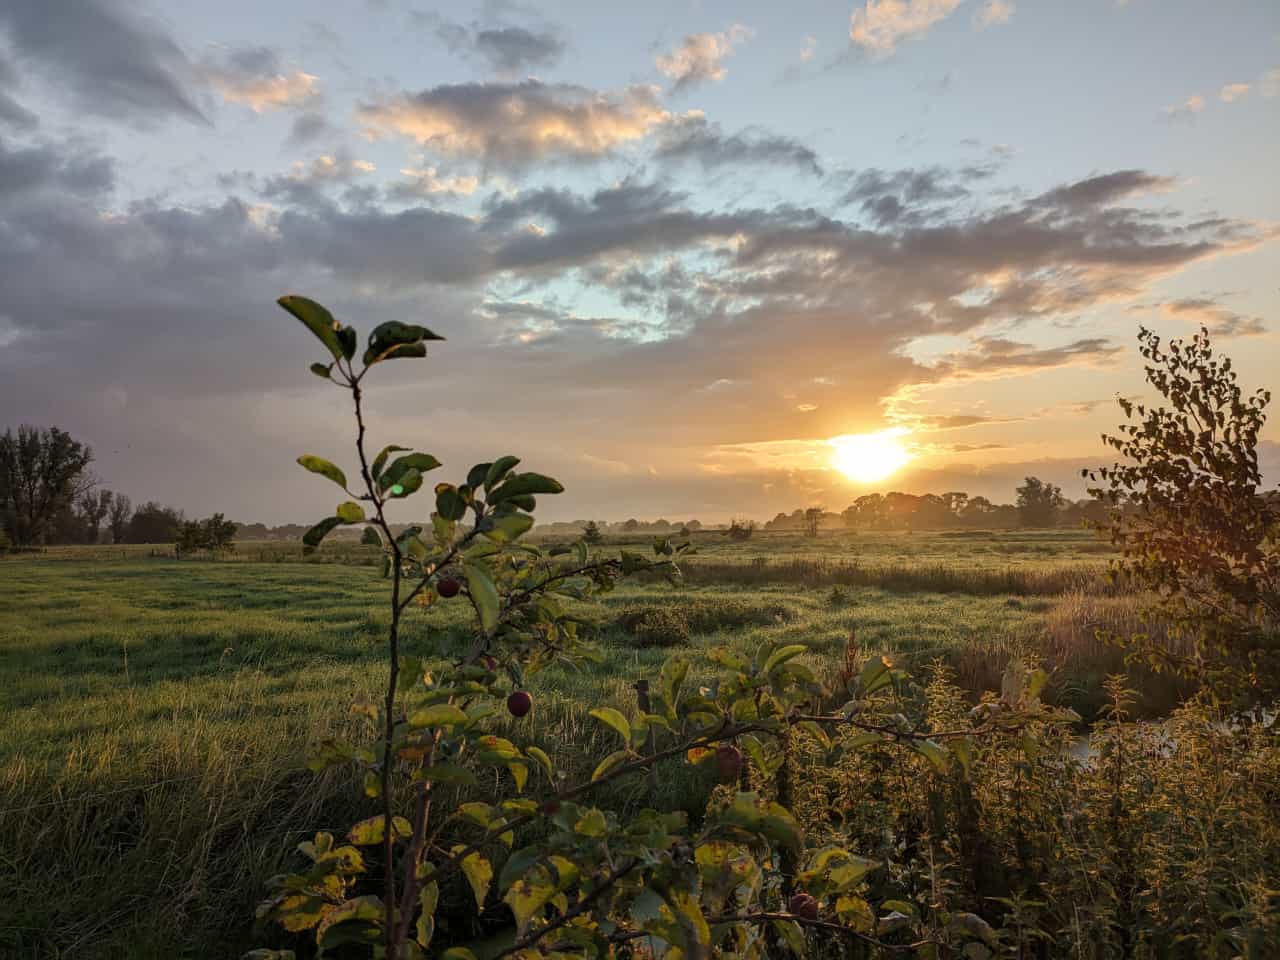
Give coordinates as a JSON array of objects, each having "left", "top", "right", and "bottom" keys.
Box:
[
  {"left": 203, "top": 513, "right": 238, "bottom": 551},
  {"left": 1085, "top": 326, "right": 1280, "bottom": 697},
  {"left": 79, "top": 489, "right": 113, "bottom": 544},
  {"left": 107, "top": 494, "right": 132, "bottom": 544},
  {"left": 1015, "top": 476, "right": 1064, "bottom": 527},
  {"left": 361, "top": 525, "right": 382, "bottom": 546},
  {"left": 802, "top": 507, "right": 822, "bottom": 538},
  {"left": 582, "top": 520, "right": 602, "bottom": 544},
  {"left": 126, "top": 502, "right": 183, "bottom": 543}
]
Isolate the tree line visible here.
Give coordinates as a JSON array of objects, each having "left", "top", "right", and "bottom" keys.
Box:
[{"left": 0, "top": 425, "right": 235, "bottom": 551}]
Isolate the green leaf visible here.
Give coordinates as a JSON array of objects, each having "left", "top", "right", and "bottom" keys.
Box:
[
  {"left": 381, "top": 453, "right": 442, "bottom": 490},
  {"left": 764, "top": 644, "right": 808, "bottom": 675},
  {"left": 441, "top": 950, "right": 478, "bottom": 960},
  {"left": 371, "top": 444, "right": 409, "bottom": 482},
  {"left": 416, "top": 763, "right": 478, "bottom": 786},
  {"left": 589, "top": 707, "right": 632, "bottom": 744},
  {"left": 309, "top": 362, "right": 332, "bottom": 379},
  {"left": 487, "top": 472, "right": 564, "bottom": 503},
  {"left": 386, "top": 468, "right": 423, "bottom": 499},
  {"left": 481, "top": 512, "right": 534, "bottom": 543},
  {"left": 297, "top": 455, "right": 347, "bottom": 490},
  {"left": 335, "top": 501, "right": 365, "bottom": 524},
  {"left": 463, "top": 562, "right": 500, "bottom": 634},
  {"left": 484, "top": 456, "right": 520, "bottom": 491},
  {"left": 452, "top": 847, "right": 493, "bottom": 912},
  {"left": 858, "top": 656, "right": 893, "bottom": 696},
  {"left": 913, "top": 739, "right": 950, "bottom": 773},
  {"left": 278, "top": 295, "right": 345, "bottom": 362},
  {"left": 416, "top": 882, "right": 438, "bottom": 949},
  {"left": 348, "top": 814, "right": 412, "bottom": 846},
  {"left": 525, "top": 746, "right": 554, "bottom": 780},
  {"left": 592, "top": 749, "right": 630, "bottom": 782},
  {"left": 302, "top": 516, "right": 342, "bottom": 548},
  {"left": 435, "top": 484, "right": 467, "bottom": 521},
  {"left": 408, "top": 704, "right": 468, "bottom": 728},
  {"left": 771, "top": 919, "right": 807, "bottom": 955}
]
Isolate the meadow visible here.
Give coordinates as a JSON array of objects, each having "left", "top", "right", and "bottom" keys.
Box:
[{"left": 0, "top": 528, "right": 1193, "bottom": 957}]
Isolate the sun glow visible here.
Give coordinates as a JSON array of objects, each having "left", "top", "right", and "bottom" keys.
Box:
[{"left": 829, "top": 429, "right": 912, "bottom": 484}]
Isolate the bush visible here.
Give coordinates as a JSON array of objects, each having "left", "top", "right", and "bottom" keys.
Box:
[{"left": 615, "top": 597, "right": 794, "bottom": 646}]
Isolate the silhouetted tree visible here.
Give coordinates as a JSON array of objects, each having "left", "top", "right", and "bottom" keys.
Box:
[
  {"left": 803, "top": 507, "right": 822, "bottom": 538},
  {"left": 361, "top": 526, "right": 382, "bottom": 546},
  {"left": 0, "top": 425, "right": 94, "bottom": 545},
  {"left": 583, "top": 520, "right": 603, "bottom": 544},
  {"left": 1016, "top": 476, "right": 1065, "bottom": 527},
  {"left": 125, "top": 501, "right": 184, "bottom": 543},
  {"left": 79, "top": 489, "right": 113, "bottom": 544},
  {"left": 107, "top": 495, "right": 132, "bottom": 544}
]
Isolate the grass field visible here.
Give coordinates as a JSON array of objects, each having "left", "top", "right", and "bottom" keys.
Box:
[{"left": 0, "top": 528, "right": 1187, "bottom": 957}]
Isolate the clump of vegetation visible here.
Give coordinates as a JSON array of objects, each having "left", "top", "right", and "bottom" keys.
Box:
[
  {"left": 614, "top": 597, "right": 794, "bottom": 646},
  {"left": 175, "top": 513, "right": 238, "bottom": 557},
  {"left": 360, "top": 525, "right": 381, "bottom": 546}
]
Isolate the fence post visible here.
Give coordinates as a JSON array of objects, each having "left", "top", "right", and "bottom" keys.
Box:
[{"left": 633, "top": 678, "right": 657, "bottom": 799}]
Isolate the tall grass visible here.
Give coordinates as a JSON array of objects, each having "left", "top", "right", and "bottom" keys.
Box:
[{"left": 682, "top": 557, "right": 1113, "bottom": 596}]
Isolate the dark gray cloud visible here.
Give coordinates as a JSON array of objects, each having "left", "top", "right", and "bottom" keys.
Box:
[
  {"left": 653, "top": 115, "right": 822, "bottom": 175},
  {"left": 287, "top": 111, "right": 337, "bottom": 145},
  {"left": 0, "top": 137, "right": 114, "bottom": 197},
  {"left": 0, "top": 0, "right": 205, "bottom": 125},
  {"left": 928, "top": 336, "right": 1123, "bottom": 381},
  {"left": 1130, "top": 295, "right": 1266, "bottom": 337},
  {"left": 1036, "top": 170, "right": 1174, "bottom": 210},
  {"left": 414, "top": 6, "right": 565, "bottom": 75},
  {"left": 0, "top": 54, "right": 38, "bottom": 130}
]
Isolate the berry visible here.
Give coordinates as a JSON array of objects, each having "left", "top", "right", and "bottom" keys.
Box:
[
  {"left": 542, "top": 799, "right": 561, "bottom": 816},
  {"left": 507, "top": 690, "right": 533, "bottom": 717},
  {"left": 436, "top": 578, "right": 461, "bottom": 598},
  {"left": 714, "top": 744, "right": 743, "bottom": 782},
  {"left": 480, "top": 655, "right": 498, "bottom": 671},
  {"left": 789, "top": 893, "right": 819, "bottom": 921}
]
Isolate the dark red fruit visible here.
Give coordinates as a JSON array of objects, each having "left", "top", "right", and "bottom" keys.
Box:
[
  {"left": 480, "top": 655, "right": 498, "bottom": 671},
  {"left": 714, "top": 744, "right": 743, "bottom": 782},
  {"left": 437, "top": 578, "right": 461, "bottom": 598},
  {"left": 789, "top": 893, "right": 819, "bottom": 921},
  {"left": 542, "top": 799, "right": 561, "bottom": 816},
  {"left": 507, "top": 690, "right": 533, "bottom": 717}
]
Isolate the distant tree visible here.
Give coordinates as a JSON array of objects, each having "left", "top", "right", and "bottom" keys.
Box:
[
  {"left": 79, "top": 489, "right": 113, "bottom": 544},
  {"left": 684, "top": 519, "right": 702, "bottom": 531},
  {"left": 1016, "top": 476, "right": 1065, "bottom": 527},
  {"left": 361, "top": 526, "right": 382, "bottom": 546},
  {"left": 583, "top": 520, "right": 603, "bottom": 544},
  {"left": 622, "top": 518, "right": 639, "bottom": 532},
  {"left": 204, "top": 514, "right": 237, "bottom": 550},
  {"left": 803, "top": 507, "right": 822, "bottom": 538},
  {"left": 725, "top": 517, "right": 755, "bottom": 540},
  {"left": 0, "top": 425, "right": 95, "bottom": 545},
  {"left": 1086, "top": 326, "right": 1280, "bottom": 698},
  {"left": 238, "top": 522, "right": 271, "bottom": 540},
  {"left": 125, "top": 501, "right": 183, "bottom": 543},
  {"left": 107, "top": 494, "right": 132, "bottom": 544}
]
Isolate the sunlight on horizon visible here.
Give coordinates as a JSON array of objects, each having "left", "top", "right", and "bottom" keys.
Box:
[{"left": 829, "top": 429, "right": 913, "bottom": 484}]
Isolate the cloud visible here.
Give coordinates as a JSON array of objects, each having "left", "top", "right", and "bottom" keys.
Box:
[
  {"left": 653, "top": 114, "right": 822, "bottom": 175},
  {"left": 1134, "top": 296, "right": 1266, "bottom": 338},
  {"left": 199, "top": 46, "right": 318, "bottom": 112},
  {"left": 389, "top": 166, "right": 480, "bottom": 200},
  {"left": 358, "top": 80, "right": 671, "bottom": 169},
  {"left": 287, "top": 111, "right": 337, "bottom": 145},
  {"left": 849, "top": 0, "right": 963, "bottom": 58},
  {"left": 926, "top": 336, "right": 1123, "bottom": 382},
  {"left": 1162, "top": 94, "right": 1205, "bottom": 120},
  {"left": 973, "top": 0, "right": 1015, "bottom": 28},
  {"left": 840, "top": 164, "right": 995, "bottom": 224},
  {"left": 800, "top": 36, "right": 817, "bottom": 62},
  {"left": 421, "top": 9, "right": 566, "bottom": 75},
  {"left": 0, "top": 137, "right": 115, "bottom": 197},
  {"left": 655, "top": 25, "right": 752, "bottom": 93},
  {"left": 1219, "top": 82, "right": 1250, "bottom": 103},
  {"left": 1261, "top": 68, "right": 1280, "bottom": 98},
  {"left": 0, "top": 54, "right": 38, "bottom": 130},
  {"left": 0, "top": 0, "right": 205, "bottom": 124},
  {"left": 1034, "top": 169, "right": 1174, "bottom": 210}
]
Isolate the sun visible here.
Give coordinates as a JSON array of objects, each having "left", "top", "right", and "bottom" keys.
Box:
[{"left": 829, "top": 429, "right": 912, "bottom": 484}]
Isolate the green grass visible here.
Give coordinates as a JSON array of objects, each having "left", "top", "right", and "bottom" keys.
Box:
[{"left": 1, "top": 529, "right": 1182, "bottom": 958}]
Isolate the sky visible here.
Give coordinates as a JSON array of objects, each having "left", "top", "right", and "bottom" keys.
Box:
[{"left": 0, "top": 0, "right": 1277, "bottom": 525}]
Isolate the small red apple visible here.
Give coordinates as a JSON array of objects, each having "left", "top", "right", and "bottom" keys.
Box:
[
  {"left": 507, "top": 690, "right": 532, "bottom": 717},
  {"left": 788, "top": 893, "right": 819, "bottom": 921},
  {"left": 714, "top": 744, "right": 743, "bottom": 782},
  {"left": 437, "top": 577, "right": 461, "bottom": 598}
]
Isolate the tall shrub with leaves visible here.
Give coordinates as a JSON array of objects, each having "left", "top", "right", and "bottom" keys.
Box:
[
  {"left": 1085, "top": 326, "right": 1280, "bottom": 700},
  {"left": 250, "top": 295, "right": 1071, "bottom": 960}
]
